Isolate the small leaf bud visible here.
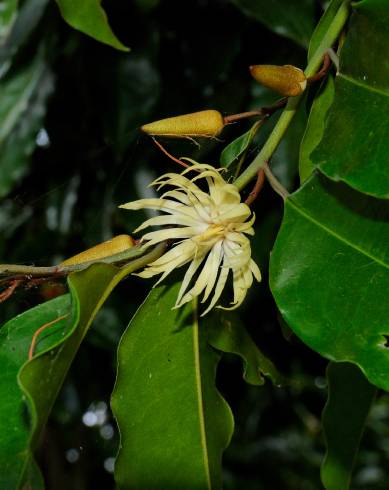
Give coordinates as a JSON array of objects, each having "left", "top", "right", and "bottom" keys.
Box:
[
  {"left": 249, "top": 64, "right": 307, "bottom": 97},
  {"left": 60, "top": 235, "right": 135, "bottom": 266},
  {"left": 141, "top": 110, "right": 225, "bottom": 138}
]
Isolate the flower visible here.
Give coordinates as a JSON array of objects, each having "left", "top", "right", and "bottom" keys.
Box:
[{"left": 120, "top": 162, "right": 261, "bottom": 315}]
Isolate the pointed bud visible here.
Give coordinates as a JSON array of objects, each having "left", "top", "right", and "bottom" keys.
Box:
[
  {"left": 141, "top": 110, "right": 225, "bottom": 138},
  {"left": 249, "top": 64, "right": 307, "bottom": 97},
  {"left": 60, "top": 235, "right": 135, "bottom": 266}
]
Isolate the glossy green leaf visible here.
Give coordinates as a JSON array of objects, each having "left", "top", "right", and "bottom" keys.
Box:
[
  {"left": 312, "top": 0, "right": 389, "bottom": 198},
  {"left": 0, "top": 294, "right": 71, "bottom": 490},
  {"left": 0, "top": 0, "right": 18, "bottom": 45},
  {"left": 231, "top": 0, "right": 315, "bottom": 47},
  {"left": 112, "top": 281, "right": 234, "bottom": 489},
  {"left": 0, "top": 48, "right": 53, "bottom": 197},
  {"left": 0, "top": 246, "right": 162, "bottom": 487},
  {"left": 270, "top": 173, "right": 389, "bottom": 391},
  {"left": 55, "top": 0, "right": 129, "bottom": 51},
  {"left": 220, "top": 122, "right": 260, "bottom": 169},
  {"left": 21, "top": 459, "right": 45, "bottom": 490},
  {"left": 299, "top": 76, "right": 335, "bottom": 183},
  {"left": 321, "top": 362, "right": 376, "bottom": 490},
  {"left": 207, "top": 311, "right": 285, "bottom": 387},
  {"left": 307, "top": 0, "right": 345, "bottom": 61}
]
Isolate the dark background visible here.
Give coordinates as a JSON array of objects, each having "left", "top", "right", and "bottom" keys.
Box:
[{"left": 1, "top": 0, "right": 389, "bottom": 488}]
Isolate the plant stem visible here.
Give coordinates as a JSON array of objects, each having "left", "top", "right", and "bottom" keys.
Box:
[
  {"left": 0, "top": 243, "right": 166, "bottom": 278},
  {"left": 263, "top": 163, "right": 289, "bottom": 200},
  {"left": 234, "top": 0, "right": 350, "bottom": 192}
]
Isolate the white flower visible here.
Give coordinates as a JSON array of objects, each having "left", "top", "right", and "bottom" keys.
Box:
[{"left": 120, "top": 162, "right": 261, "bottom": 315}]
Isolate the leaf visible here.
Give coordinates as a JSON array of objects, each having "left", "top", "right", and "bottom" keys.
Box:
[
  {"left": 0, "top": 246, "right": 163, "bottom": 487},
  {"left": 312, "top": 0, "right": 389, "bottom": 198},
  {"left": 112, "top": 281, "right": 234, "bottom": 489},
  {"left": 231, "top": 0, "right": 315, "bottom": 48},
  {"left": 307, "top": 0, "right": 345, "bottom": 61},
  {"left": 207, "top": 310, "right": 285, "bottom": 387},
  {"left": 0, "top": 294, "right": 71, "bottom": 490},
  {"left": 55, "top": 0, "right": 129, "bottom": 51},
  {"left": 299, "top": 76, "right": 335, "bottom": 183},
  {"left": 0, "top": 48, "right": 54, "bottom": 198},
  {"left": 269, "top": 173, "right": 389, "bottom": 391},
  {"left": 321, "top": 362, "right": 376, "bottom": 490},
  {"left": 0, "top": 0, "right": 18, "bottom": 46},
  {"left": 0, "top": 0, "right": 49, "bottom": 68},
  {"left": 220, "top": 122, "right": 260, "bottom": 168},
  {"left": 100, "top": 54, "right": 160, "bottom": 154}
]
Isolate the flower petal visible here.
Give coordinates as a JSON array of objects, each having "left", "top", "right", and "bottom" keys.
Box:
[
  {"left": 200, "top": 259, "right": 230, "bottom": 316},
  {"left": 120, "top": 161, "right": 261, "bottom": 315},
  {"left": 141, "top": 226, "right": 200, "bottom": 246},
  {"left": 175, "top": 253, "right": 207, "bottom": 306},
  {"left": 134, "top": 213, "right": 199, "bottom": 233}
]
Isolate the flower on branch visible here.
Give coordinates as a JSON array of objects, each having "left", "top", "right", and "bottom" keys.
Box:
[{"left": 120, "top": 162, "right": 261, "bottom": 315}]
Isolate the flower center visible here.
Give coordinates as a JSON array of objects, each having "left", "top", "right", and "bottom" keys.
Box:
[{"left": 197, "top": 223, "right": 225, "bottom": 244}]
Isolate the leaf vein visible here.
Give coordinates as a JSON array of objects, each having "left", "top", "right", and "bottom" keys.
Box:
[
  {"left": 339, "top": 73, "right": 389, "bottom": 99},
  {"left": 287, "top": 198, "right": 389, "bottom": 271}
]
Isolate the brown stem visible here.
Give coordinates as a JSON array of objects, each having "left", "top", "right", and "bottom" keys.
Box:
[
  {"left": 245, "top": 169, "right": 265, "bottom": 206},
  {"left": 263, "top": 162, "right": 289, "bottom": 200},
  {"left": 307, "top": 53, "right": 331, "bottom": 83},
  {"left": 224, "top": 110, "right": 263, "bottom": 124},
  {"left": 224, "top": 97, "right": 287, "bottom": 125},
  {"left": 0, "top": 279, "right": 22, "bottom": 303}
]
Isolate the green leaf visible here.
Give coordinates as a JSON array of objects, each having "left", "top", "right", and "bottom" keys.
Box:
[
  {"left": 312, "top": 0, "right": 389, "bottom": 198},
  {"left": 269, "top": 173, "right": 389, "bottom": 391},
  {"left": 231, "top": 0, "right": 315, "bottom": 47},
  {"left": 0, "top": 0, "right": 49, "bottom": 68},
  {"left": 0, "top": 294, "right": 71, "bottom": 490},
  {"left": 220, "top": 122, "right": 260, "bottom": 168},
  {"left": 101, "top": 54, "right": 160, "bottom": 154},
  {"left": 0, "top": 48, "right": 53, "bottom": 197},
  {"left": 112, "top": 281, "right": 234, "bottom": 489},
  {"left": 299, "top": 76, "right": 335, "bottom": 183},
  {"left": 55, "top": 0, "right": 129, "bottom": 51},
  {"left": 0, "top": 246, "right": 163, "bottom": 487},
  {"left": 0, "top": 0, "right": 18, "bottom": 45},
  {"left": 321, "top": 362, "right": 376, "bottom": 490},
  {"left": 207, "top": 311, "right": 285, "bottom": 387},
  {"left": 307, "top": 0, "right": 345, "bottom": 61}
]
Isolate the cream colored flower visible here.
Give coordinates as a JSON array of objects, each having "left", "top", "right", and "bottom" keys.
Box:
[{"left": 120, "top": 162, "right": 261, "bottom": 315}]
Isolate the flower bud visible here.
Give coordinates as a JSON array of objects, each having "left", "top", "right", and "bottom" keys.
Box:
[
  {"left": 60, "top": 235, "right": 135, "bottom": 266},
  {"left": 141, "top": 110, "right": 225, "bottom": 138},
  {"left": 249, "top": 64, "right": 307, "bottom": 97}
]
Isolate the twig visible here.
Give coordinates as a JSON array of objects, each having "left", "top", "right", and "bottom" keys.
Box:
[
  {"left": 263, "top": 162, "right": 289, "bottom": 200},
  {"left": 234, "top": 0, "right": 350, "bottom": 191},
  {"left": 0, "top": 279, "right": 22, "bottom": 303},
  {"left": 245, "top": 169, "right": 265, "bottom": 206},
  {"left": 307, "top": 53, "right": 331, "bottom": 83},
  {"left": 224, "top": 97, "right": 287, "bottom": 125}
]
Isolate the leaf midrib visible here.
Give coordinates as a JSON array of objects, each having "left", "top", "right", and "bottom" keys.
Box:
[
  {"left": 339, "top": 73, "right": 389, "bottom": 99},
  {"left": 287, "top": 198, "right": 389, "bottom": 271},
  {"left": 192, "top": 299, "right": 212, "bottom": 490}
]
